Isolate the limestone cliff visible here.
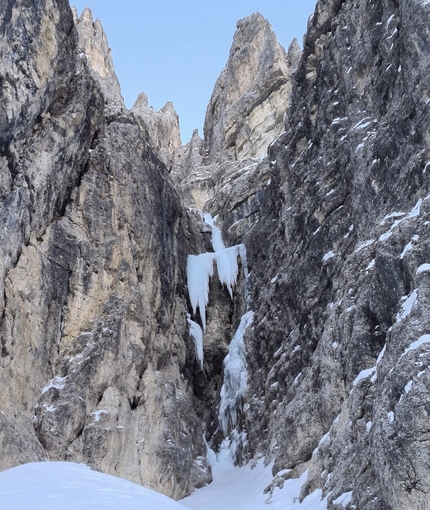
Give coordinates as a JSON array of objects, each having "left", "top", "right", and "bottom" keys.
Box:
[
  {"left": 203, "top": 12, "right": 296, "bottom": 164},
  {"left": 171, "top": 13, "right": 295, "bottom": 242},
  {"left": 0, "top": 0, "right": 210, "bottom": 499},
  {"left": 73, "top": 6, "right": 124, "bottom": 109},
  {"left": 132, "top": 92, "right": 182, "bottom": 169}
]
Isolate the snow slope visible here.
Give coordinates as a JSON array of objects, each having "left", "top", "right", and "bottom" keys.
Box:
[
  {"left": 0, "top": 457, "right": 329, "bottom": 510},
  {"left": 0, "top": 462, "right": 188, "bottom": 510},
  {"left": 181, "top": 450, "right": 328, "bottom": 510}
]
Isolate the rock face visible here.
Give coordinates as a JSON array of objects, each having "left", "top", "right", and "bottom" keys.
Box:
[
  {"left": 203, "top": 12, "right": 295, "bottom": 164},
  {"left": 0, "top": 0, "right": 210, "bottom": 499},
  {"left": 171, "top": 12, "right": 294, "bottom": 244},
  {"left": 74, "top": 6, "right": 124, "bottom": 109},
  {"left": 4, "top": 0, "right": 430, "bottom": 509},
  {"left": 132, "top": 92, "right": 182, "bottom": 169},
  {"left": 238, "top": 1, "right": 430, "bottom": 509}
]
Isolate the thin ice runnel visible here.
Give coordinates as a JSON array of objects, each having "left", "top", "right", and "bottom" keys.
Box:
[{"left": 218, "top": 311, "right": 254, "bottom": 436}]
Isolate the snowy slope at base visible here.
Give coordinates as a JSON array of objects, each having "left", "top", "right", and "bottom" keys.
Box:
[
  {"left": 0, "top": 457, "right": 329, "bottom": 510},
  {"left": 181, "top": 450, "right": 327, "bottom": 510},
  {"left": 0, "top": 462, "right": 188, "bottom": 510}
]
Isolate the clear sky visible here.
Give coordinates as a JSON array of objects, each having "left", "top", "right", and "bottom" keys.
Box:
[{"left": 70, "top": 1, "right": 317, "bottom": 142}]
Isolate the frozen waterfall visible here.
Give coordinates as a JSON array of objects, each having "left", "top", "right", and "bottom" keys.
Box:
[{"left": 186, "top": 213, "right": 254, "bottom": 460}]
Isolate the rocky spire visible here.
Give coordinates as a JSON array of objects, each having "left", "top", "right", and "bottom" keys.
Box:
[
  {"left": 203, "top": 12, "right": 298, "bottom": 164},
  {"left": 131, "top": 92, "right": 182, "bottom": 169},
  {"left": 75, "top": 7, "right": 125, "bottom": 109}
]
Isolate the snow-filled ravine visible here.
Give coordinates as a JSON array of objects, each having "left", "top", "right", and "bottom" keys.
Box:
[
  {"left": 0, "top": 214, "right": 330, "bottom": 509},
  {"left": 182, "top": 447, "right": 328, "bottom": 510}
]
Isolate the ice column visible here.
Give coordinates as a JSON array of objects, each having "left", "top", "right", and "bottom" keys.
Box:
[
  {"left": 186, "top": 214, "right": 249, "bottom": 366},
  {"left": 218, "top": 311, "right": 254, "bottom": 435}
]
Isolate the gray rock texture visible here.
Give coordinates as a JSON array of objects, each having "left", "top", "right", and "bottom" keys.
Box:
[
  {"left": 203, "top": 12, "right": 295, "bottom": 165},
  {"left": 74, "top": 6, "right": 124, "bottom": 110},
  {"left": 132, "top": 92, "right": 182, "bottom": 170},
  {"left": 236, "top": 0, "right": 430, "bottom": 509},
  {"left": 171, "top": 12, "right": 294, "bottom": 245}
]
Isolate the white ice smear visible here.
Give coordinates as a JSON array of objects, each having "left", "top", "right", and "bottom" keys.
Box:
[
  {"left": 333, "top": 491, "right": 353, "bottom": 506},
  {"left": 366, "top": 259, "right": 375, "bottom": 271},
  {"left": 355, "top": 239, "right": 375, "bottom": 253},
  {"left": 322, "top": 250, "right": 335, "bottom": 262},
  {"left": 42, "top": 376, "right": 67, "bottom": 394},
  {"left": 401, "top": 334, "right": 430, "bottom": 358},
  {"left": 404, "top": 381, "right": 413, "bottom": 394},
  {"left": 91, "top": 410, "right": 108, "bottom": 422},
  {"left": 417, "top": 263, "right": 430, "bottom": 275},
  {"left": 0, "top": 462, "right": 188, "bottom": 510},
  {"left": 353, "top": 366, "right": 376, "bottom": 386},
  {"left": 401, "top": 241, "right": 414, "bottom": 259},
  {"left": 218, "top": 311, "right": 254, "bottom": 435},
  {"left": 396, "top": 290, "right": 418, "bottom": 322},
  {"left": 187, "top": 317, "right": 204, "bottom": 369},
  {"left": 371, "top": 344, "right": 387, "bottom": 383}
]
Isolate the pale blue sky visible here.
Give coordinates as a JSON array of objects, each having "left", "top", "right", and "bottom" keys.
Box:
[{"left": 70, "top": 1, "right": 316, "bottom": 142}]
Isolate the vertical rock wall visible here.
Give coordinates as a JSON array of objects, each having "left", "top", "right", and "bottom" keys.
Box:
[
  {"left": 240, "top": 0, "right": 430, "bottom": 508},
  {"left": 0, "top": 0, "right": 211, "bottom": 500},
  {"left": 4, "top": 0, "right": 430, "bottom": 508}
]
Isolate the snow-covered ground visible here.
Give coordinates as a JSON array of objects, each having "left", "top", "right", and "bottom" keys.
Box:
[
  {"left": 0, "top": 452, "right": 328, "bottom": 510},
  {"left": 0, "top": 462, "right": 188, "bottom": 510},
  {"left": 182, "top": 448, "right": 327, "bottom": 510}
]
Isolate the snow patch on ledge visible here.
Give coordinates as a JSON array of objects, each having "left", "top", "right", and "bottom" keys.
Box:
[
  {"left": 42, "top": 376, "right": 67, "bottom": 394},
  {"left": 396, "top": 290, "right": 418, "bottom": 322}
]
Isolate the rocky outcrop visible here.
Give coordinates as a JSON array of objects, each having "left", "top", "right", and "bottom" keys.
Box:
[
  {"left": 203, "top": 12, "right": 296, "bottom": 164},
  {"left": 73, "top": 6, "right": 124, "bottom": 109},
  {"left": 171, "top": 13, "right": 294, "bottom": 243},
  {"left": 132, "top": 92, "right": 182, "bottom": 169}
]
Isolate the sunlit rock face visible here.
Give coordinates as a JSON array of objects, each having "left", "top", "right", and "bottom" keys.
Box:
[
  {"left": 131, "top": 92, "right": 182, "bottom": 170},
  {"left": 171, "top": 13, "right": 297, "bottom": 246},
  {"left": 0, "top": 0, "right": 210, "bottom": 500},
  {"left": 74, "top": 6, "right": 124, "bottom": 109},
  {"left": 203, "top": 12, "right": 296, "bottom": 165}
]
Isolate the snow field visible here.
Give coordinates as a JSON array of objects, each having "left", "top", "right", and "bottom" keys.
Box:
[{"left": 0, "top": 462, "right": 188, "bottom": 510}]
